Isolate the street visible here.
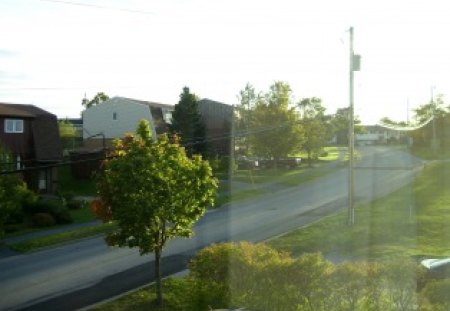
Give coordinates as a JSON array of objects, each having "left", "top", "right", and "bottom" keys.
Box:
[{"left": 0, "top": 146, "right": 424, "bottom": 311}]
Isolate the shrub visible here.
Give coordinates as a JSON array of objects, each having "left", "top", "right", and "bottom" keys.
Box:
[
  {"left": 54, "top": 209, "right": 73, "bottom": 224},
  {"left": 32, "top": 213, "right": 56, "bottom": 227},
  {"left": 24, "top": 199, "right": 73, "bottom": 224},
  {"left": 421, "top": 279, "right": 450, "bottom": 310},
  {"left": 189, "top": 242, "right": 294, "bottom": 310}
]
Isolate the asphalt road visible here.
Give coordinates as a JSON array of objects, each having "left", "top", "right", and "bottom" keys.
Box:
[{"left": 0, "top": 146, "right": 424, "bottom": 311}]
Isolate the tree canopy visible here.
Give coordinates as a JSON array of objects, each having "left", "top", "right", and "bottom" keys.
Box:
[
  {"left": 82, "top": 92, "right": 110, "bottom": 108},
  {"left": 170, "top": 87, "right": 208, "bottom": 157},
  {"left": 330, "top": 107, "right": 364, "bottom": 145},
  {"left": 248, "top": 81, "right": 304, "bottom": 161},
  {"left": 0, "top": 146, "right": 32, "bottom": 239},
  {"left": 92, "top": 119, "right": 218, "bottom": 306},
  {"left": 298, "top": 97, "right": 328, "bottom": 166}
]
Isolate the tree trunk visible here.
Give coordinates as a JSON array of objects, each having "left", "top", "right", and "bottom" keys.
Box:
[
  {"left": 307, "top": 149, "right": 312, "bottom": 167},
  {"left": 154, "top": 247, "right": 163, "bottom": 307}
]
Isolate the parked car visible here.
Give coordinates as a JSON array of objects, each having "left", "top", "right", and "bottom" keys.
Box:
[
  {"left": 421, "top": 258, "right": 450, "bottom": 279},
  {"left": 258, "top": 157, "right": 301, "bottom": 169},
  {"left": 236, "top": 156, "right": 259, "bottom": 170}
]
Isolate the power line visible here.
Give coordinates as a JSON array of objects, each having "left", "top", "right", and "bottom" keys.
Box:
[
  {"left": 0, "top": 119, "right": 305, "bottom": 174},
  {"left": 38, "top": 0, "right": 154, "bottom": 15}
]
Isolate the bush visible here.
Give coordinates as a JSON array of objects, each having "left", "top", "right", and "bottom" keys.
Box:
[
  {"left": 32, "top": 213, "right": 56, "bottom": 227},
  {"left": 421, "top": 279, "right": 450, "bottom": 309},
  {"left": 54, "top": 209, "right": 73, "bottom": 224},
  {"left": 24, "top": 199, "right": 73, "bottom": 224},
  {"left": 209, "top": 155, "right": 237, "bottom": 175}
]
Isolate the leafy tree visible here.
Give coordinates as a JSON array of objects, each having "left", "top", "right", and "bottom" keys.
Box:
[
  {"left": 0, "top": 175, "right": 26, "bottom": 239},
  {"left": 58, "top": 120, "right": 76, "bottom": 138},
  {"left": 330, "top": 107, "right": 364, "bottom": 145},
  {"left": 379, "top": 116, "right": 407, "bottom": 127},
  {"left": 414, "top": 94, "right": 447, "bottom": 123},
  {"left": 92, "top": 119, "right": 218, "bottom": 306},
  {"left": 82, "top": 92, "right": 109, "bottom": 108},
  {"left": 170, "top": 87, "right": 208, "bottom": 157},
  {"left": 0, "top": 146, "right": 34, "bottom": 239},
  {"left": 287, "top": 253, "right": 334, "bottom": 311},
  {"left": 248, "top": 81, "right": 304, "bottom": 164},
  {"left": 298, "top": 98, "right": 328, "bottom": 166},
  {"left": 411, "top": 94, "right": 449, "bottom": 149},
  {"left": 384, "top": 258, "right": 421, "bottom": 311},
  {"left": 235, "top": 83, "right": 260, "bottom": 155}
]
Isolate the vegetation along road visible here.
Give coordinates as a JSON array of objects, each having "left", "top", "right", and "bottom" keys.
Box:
[{"left": 0, "top": 146, "right": 424, "bottom": 311}]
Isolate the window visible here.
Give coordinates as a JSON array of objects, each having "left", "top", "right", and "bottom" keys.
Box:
[
  {"left": 113, "top": 112, "right": 117, "bottom": 121},
  {"left": 4, "top": 119, "right": 24, "bottom": 133}
]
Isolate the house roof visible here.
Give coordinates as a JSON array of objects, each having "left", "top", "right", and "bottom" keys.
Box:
[
  {"left": 0, "top": 103, "right": 63, "bottom": 161},
  {"left": 114, "top": 96, "right": 174, "bottom": 110},
  {"left": 0, "top": 103, "right": 39, "bottom": 118},
  {"left": 100, "top": 97, "right": 173, "bottom": 134}
]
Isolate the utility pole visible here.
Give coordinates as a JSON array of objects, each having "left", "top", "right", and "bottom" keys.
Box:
[
  {"left": 430, "top": 86, "right": 438, "bottom": 153},
  {"left": 348, "top": 27, "right": 358, "bottom": 226}
]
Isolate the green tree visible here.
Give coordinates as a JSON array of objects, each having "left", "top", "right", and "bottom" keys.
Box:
[
  {"left": 414, "top": 94, "right": 447, "bottom": 124},
  {"left": 170, "top": 87, "right": 208, "bottom": 157},
  {"left": 0, "top": 146, "right": 32, "bottom": 239},
  {"left": 384, "top": 258, "right": 421, "bottom": 311},
  {"left": 248, "top": 81, "right": 304, "bottom": 164},
  {"left": 298, "top": 98, "right": 328, "bottom": 166},
  {"left": 82, "top": 92, "right": 109, "bottom": 108},
  {"left": 235, "top": 83, "right": 259, "bottom": 155},
  {"left": 411, "top": 94, "right": 448, "bottom": 149},
  {"left": 330, "top": 107, "right": 364, "bottom": 145},
  {"left": 93, "top": 119, "right": 218, "bottom": 307},
  {"left": 58, "top": 120, "right": 76, "bottom": 138},
  {"left": 287, "top": 253, "right": 334, "bottom": 311}
]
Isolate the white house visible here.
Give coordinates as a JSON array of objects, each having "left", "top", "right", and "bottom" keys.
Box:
[
  {"left": 356, "top": 125, "right": 404, "bottom": 145},
  {"left": 82, "top": 96, "right": 174, "bottom": 147}
]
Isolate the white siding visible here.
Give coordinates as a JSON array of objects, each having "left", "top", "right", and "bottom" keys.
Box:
[{"left": 82, "top": 97, "right": 155, "bottom": 139}]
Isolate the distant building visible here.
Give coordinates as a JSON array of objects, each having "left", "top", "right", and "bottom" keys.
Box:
[
  {"left": 356, "top": 125, "right": 404, "bottom": 145},
  {"left": 81, "top": 96, "right": 234, "bottom": 157},
  {"left": 197, "top": 99, "right": 234, "bottom": 156},
  {"left": 82, "top": 96, "right": 174, "bottom": 149},
  {"left": 0, "top": 103, "right": 63, "bottom": 193}
]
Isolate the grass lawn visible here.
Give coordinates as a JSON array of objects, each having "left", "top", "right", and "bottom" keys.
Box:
[
  {"left": 268, "top": 161, "right": 450, "bottom": 260},
  {"left": 8, "top": 222, "right": 116, "bottom": 253},
  {"left": 70, "top": 205, "right": 97, "bottom": 223},
  {"left": 319, "top": 146, "right": 342, "bottom": 161},
  {"left": 410, "top": 145, "right": 450, "bottom": 160},
  {"left": 91, "top": 278, "right": 195, "bottom": 311}
]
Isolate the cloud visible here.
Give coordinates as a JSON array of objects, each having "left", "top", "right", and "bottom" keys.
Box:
[
  {"left": 0, "top": 49, "right": 17, "bottom": 58},
  {"left": 0, "top": 70, "right": 27, "bottom": 84}
]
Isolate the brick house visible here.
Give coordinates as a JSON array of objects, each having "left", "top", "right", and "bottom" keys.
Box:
[{"left": 0, "top": 103, "right": 63, "bottom": 193}]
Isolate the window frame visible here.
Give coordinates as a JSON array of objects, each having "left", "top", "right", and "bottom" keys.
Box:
[{"left": 4, "top": 119, "right": 24, "bottom": 133}]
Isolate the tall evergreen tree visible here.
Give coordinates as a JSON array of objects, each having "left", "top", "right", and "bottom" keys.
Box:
[{"left": 171, "top": 87, "right": 207, "bottom": 157}]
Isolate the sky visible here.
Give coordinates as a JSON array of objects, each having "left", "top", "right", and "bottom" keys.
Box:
[{"left": 1, "top": 0, "right": 450, "bottom": 124}]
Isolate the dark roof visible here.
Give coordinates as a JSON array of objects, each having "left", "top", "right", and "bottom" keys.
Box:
[
  {"left": 0, "top": 103, "right": 63, "bottom": 161},
  {"left": 0, "top": 102, "right": 58, "bottom": 118},
  {"left": 115, "top": 97, "right": 174, "bottom": 110}
]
